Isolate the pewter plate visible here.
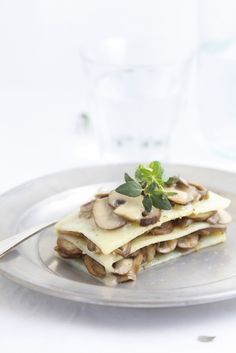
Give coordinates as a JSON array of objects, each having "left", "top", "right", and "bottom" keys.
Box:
[{"left": 0, "top": 164, "right": 235, "bottom": 307}]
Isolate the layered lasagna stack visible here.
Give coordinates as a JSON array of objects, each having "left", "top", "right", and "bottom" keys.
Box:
[{"left": 54, "top": 177, "right": 231, "bottom": 283}]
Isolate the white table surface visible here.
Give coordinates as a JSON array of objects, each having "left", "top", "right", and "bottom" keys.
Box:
[{"left": 0, "top": 92, "right": 236, "bottom": 353}]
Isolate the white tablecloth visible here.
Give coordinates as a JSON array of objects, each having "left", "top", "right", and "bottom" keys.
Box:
[{"left": 0, "top": 92, "right": 235, "bottom": 353}]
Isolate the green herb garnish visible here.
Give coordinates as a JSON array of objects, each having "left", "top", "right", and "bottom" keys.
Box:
[{"left": 115, "top": 161, "right": 177, "bottom": 212}]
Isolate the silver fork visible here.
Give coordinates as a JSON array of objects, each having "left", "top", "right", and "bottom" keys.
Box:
[{"left": 0, "top": 220, "right": 57, "bottom": 258}]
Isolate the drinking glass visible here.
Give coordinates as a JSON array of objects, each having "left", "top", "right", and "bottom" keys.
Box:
[
  {"left": 80, "top": 37, "right": 192, "bottom": 162},
  {"left": 198, "top": 0, "right": 236, "bottom": 159}
]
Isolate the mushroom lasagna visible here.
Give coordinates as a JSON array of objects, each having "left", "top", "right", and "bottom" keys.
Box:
[{"left": 54, "top": 162, "right": 231, "bottom": 284}]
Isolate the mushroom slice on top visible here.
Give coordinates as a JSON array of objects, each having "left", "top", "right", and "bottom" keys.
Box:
[
  {"left": 176, "top": 177, "right": 190, "bottom": 188},
  {"left": 109, "top": 190, "right": 144, "bottom": 221},
  {"left": 92, "top": 197, "right": 126, "bottom": 230},
  {"left": 139, "top": 208, "right": 161, "bottom": 227},
  {"left": 156, "top": 239, "right": 177, "bottom": 254},
  {"left": 109, "top": 190, "right": 161, "bottom": 225},
  {"left": 166, "top": 188, "right": 194, "bottom": 205},
  {"left": 177, "top": 233, "right": 199, "bottom": 249},
  {"left": 189, "top": 182, "right": 208, "bottom": 199}
]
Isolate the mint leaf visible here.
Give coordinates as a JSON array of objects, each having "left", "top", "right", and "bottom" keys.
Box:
[
  {"left": 116, "top": 181, "right": 142, "bottom": 197},
  {"left": 135, "top": 164, "right": 153, "bottom": 184},
  {"left": 142, "top": 195, "right": 152, "bottom": 213},
  {"left": 124, "top": 173, "right": 134, "bottom": 182},
  {"left": 149, "top": 161, "right": 164, "bottom": 179},
  {"left": 151, "top": 193, "right": 172, "bottom": 210},
  {"left": 116, "top": 161, "right": 176, "bottom": 212},
  {"left": 146, "top": 182, "right": 157, "bottom": 193}
]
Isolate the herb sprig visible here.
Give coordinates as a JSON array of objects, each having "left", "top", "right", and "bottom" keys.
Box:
[{"left": 115, "top": 161, "right": 177, "bottom": 212}]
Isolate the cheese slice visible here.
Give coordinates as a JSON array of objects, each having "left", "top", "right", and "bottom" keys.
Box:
[
  {"left": 55, "top": 191, "right": 230, "bottom": 254},
  {"left": 59, "top": 221, "right": 224, "bottom": 272}
]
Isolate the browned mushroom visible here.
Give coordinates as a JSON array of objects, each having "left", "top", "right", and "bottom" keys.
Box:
[
  {"left": 116, "top": 272, "right": 137, "bottom": 283},
  {"left": 176, "top": 177, "right": 189, "bottom": 188},
  {"left": 112, "top": 258, "right": 134, "bottom": 275},
  {"left": 92, "top": 197, "right": 126, "bottom": 230},
  {"left": 177, "top": 233, "right": 199, "bottom": 249},
  {"left": 175, "top": 217, "right": 194, "bottom": 228},
  {"left": 56, "top": 238, "right": 82, "bottom": 258},
  {"left": 156, "top": 239, "right": 177, "bottom": 254},
  {"left": 148, "top": 221, "right": 174, "bottom": 235},
  {"left": 146, "top": 244, "right": 156, "bottom": 262},
  {"left": 140, "top": 208, "right": 161, "bottom": 227},
  {"left": 132, "top": 252, "right": 144, "bottom": 274},
  {"left": 166, "top": 188, "right": 194, "bottom": 205},
  {"left": 189, "top": 182, "right": 208, "bottom": 199},
  {"left": 87, "top": 239, "right": 101, "bottom": 254},
  {"left": 83, "top": 255, "right": 106, "bottom": 278}
]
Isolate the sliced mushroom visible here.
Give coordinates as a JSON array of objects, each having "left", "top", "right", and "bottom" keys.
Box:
[
  {"left": 87, "top": 239, "right": 101, "bottom": 254},
  {"left": 176, "top": 177, "right": 189, "bottom": 188},
  {"left": 116, "top": 272, "right": 137, "bottom": 283},
  {"left": 148, "top": 221, "right": 174, "bottom": 235},
  {"left": 189, "top": 182, "right": 208, "bottom": 199},
  {"left": 166, "top": 187, "right": 194, "bottom": 205},
  {"left": 156, "top": 239, "right": 177, "bottom": 254},
  {"left": 218, "top": 209, "right": 232, "bottom": 224},
  {"left": 132, "top": 252, "right": 144, "bottom": 274},
  {"left": 109, "top": 190, "right": 161, "bottom": 225},
  {"left": 79, "top": 200, "right": 94, "bottom": 218},
  {"left": 92, "top": 197, "right": 126, "bottom": 230},
  {"left": 56, "top": 238, "right": 82, "bottom": 258},
  {"left": 146, "top": 244, "right": 156, "bottom": 263},
  {"left": 175, "top": 217, "right": 194, "bottom": 228},
  {"left": 115, "top": 242, "right": 132, "bottom": 257},
  {"left": 140, "top": 208, "right": 161, "bottom": 227},
  {"left": 177, "top": 233, "right": 199, "bottom": 249},
  {"left": 83, "top": 255, "right": 106, "bottom": 278},
  {"left": 109, "top": 191, "right": 144, "bottom": 221},
  {"left": 188, "top": 211, "right": 215, "bottom": 221},
  {"left": 112, "top": 258, "right": 134, "bottom": 275}
]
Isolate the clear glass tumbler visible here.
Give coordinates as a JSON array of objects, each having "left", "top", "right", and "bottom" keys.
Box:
[{"left": 80, "top": 37, "right": 192, "bottom": 162}]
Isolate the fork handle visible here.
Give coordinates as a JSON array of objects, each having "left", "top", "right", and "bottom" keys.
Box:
[{"left": 0, "top": 221, "right": 57, "bottom": 258}]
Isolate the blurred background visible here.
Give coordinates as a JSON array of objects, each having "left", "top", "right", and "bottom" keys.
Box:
[{"left": 0, "top": 0, "right": 236, "bottom": 193}]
